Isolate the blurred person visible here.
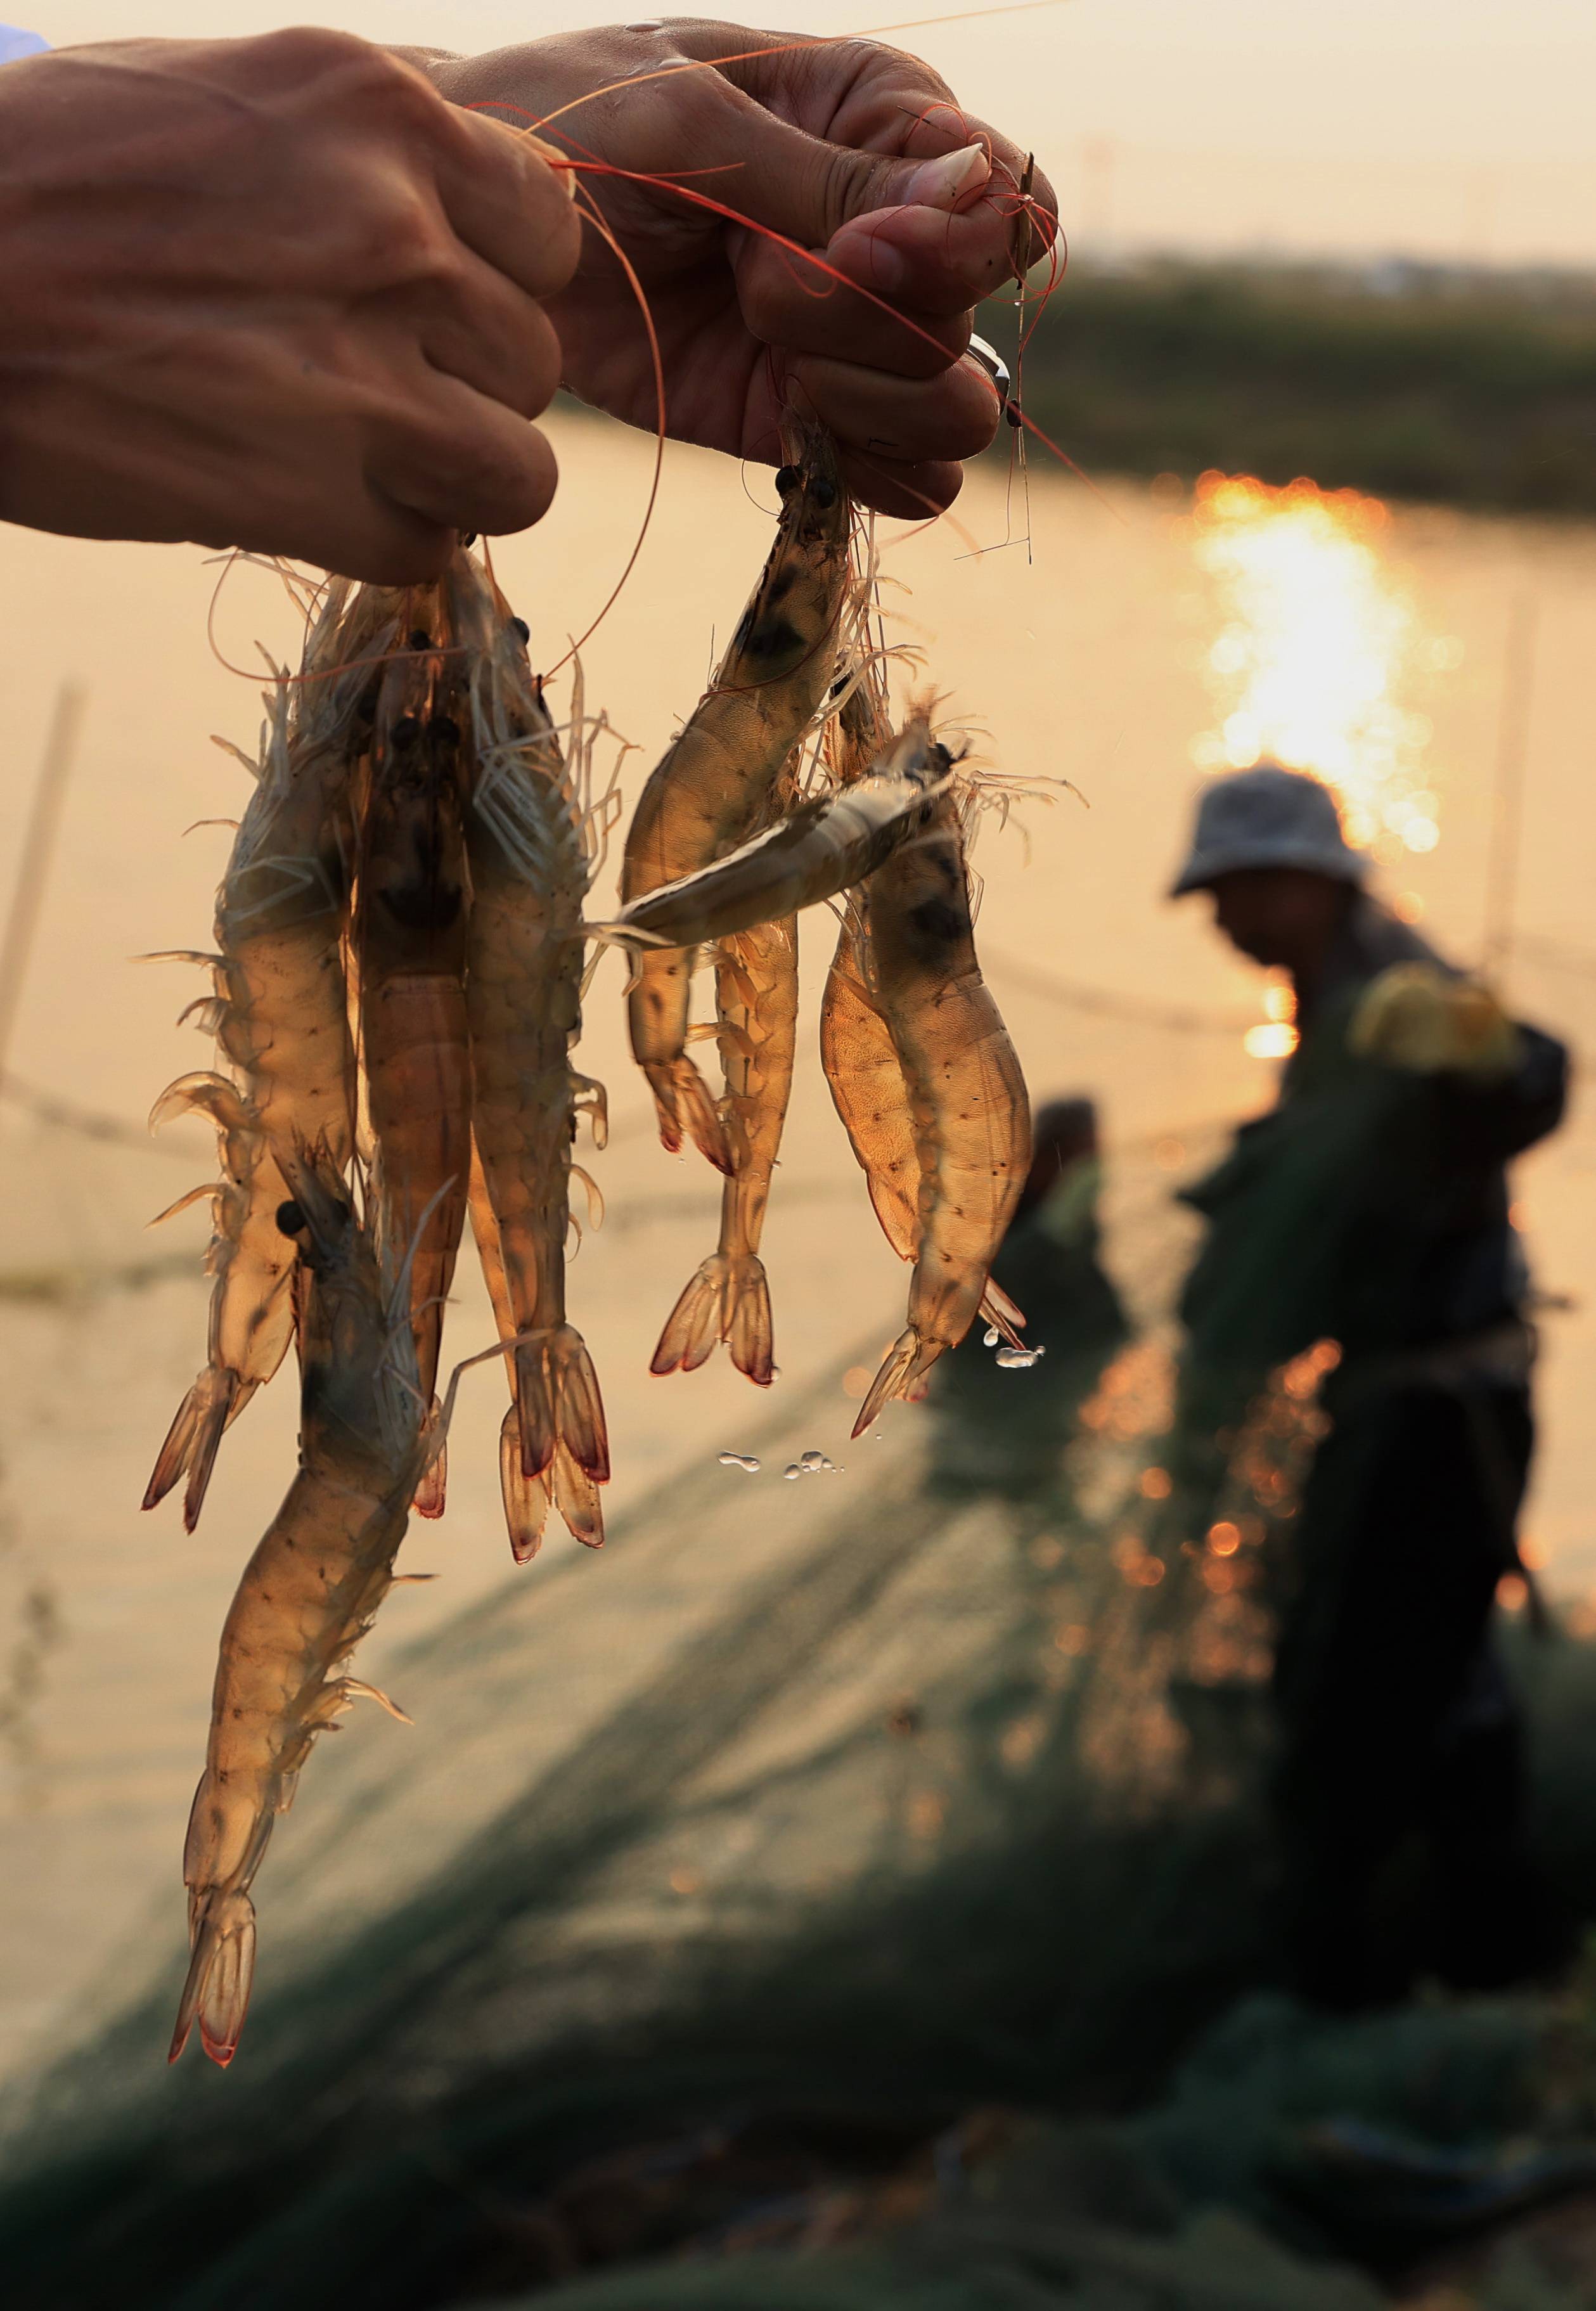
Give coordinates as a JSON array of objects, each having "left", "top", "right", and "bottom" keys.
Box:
[
  {"left": 0, "top": 21, "right": 1051, "bottom": 580},
  {"left": 1169, "top": 763, "right": 1571, "bottom": 2010},
  {"left": 929, "top": 1096, "right": 1129, "bottom": 1501}
]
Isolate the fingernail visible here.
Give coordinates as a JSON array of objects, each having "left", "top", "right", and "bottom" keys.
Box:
[
  {"left": 864, "top": 236, "right": 909, "bottom": 294},
  {"left": 902, "top": 142, "right": 991, "bottom": 214}
]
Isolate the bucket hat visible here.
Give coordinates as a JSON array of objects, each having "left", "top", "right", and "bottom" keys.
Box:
[{"left": 1169, "top": 763, "right": 1367, "bottom": 897}]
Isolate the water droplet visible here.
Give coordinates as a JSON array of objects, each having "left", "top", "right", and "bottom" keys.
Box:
[
  {"left": 983, "top": 1327, "right": 1000, "bottom": 1348},
  {"left": 996, "top": 1346, "right": 1046, "bottom": 1370},
  {"left": 820, "top": 1456, "right": 838, "bottom": 1472},
  {"left": 783, "top": 1463, "right": 802, "bottom": 1481},
  {"left": 800, "top": 1450, "right": 825, "bottom": 1471},
  {"left": 718, "top": 1452, "right": 760, "bottom": 1473}
]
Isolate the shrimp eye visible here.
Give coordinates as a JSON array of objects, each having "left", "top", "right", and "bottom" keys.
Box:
[
  {"left": 407, "top": 629, "right": 432, "bottom": 652},
  {"left": 510, "top": 617, "right": 531, "bottom": 645},
  {"left": 432, "top": 714, "right": 461, "bottom": 745},
  {"left": 275, "top": 1199, "right": 306, "bottom": 1239},
  {"left": 773, "top": 464, "right": 801, "bottom": 496},
  {"left": 390, "top": 714, "right": 420, "bottom": 747},
  {"left": 809, "top": 477, "right": 838, "bottom": 510}
]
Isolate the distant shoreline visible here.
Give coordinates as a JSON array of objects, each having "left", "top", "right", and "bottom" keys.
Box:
[{"left": 976, "top": 259, "right": 1596, "bottom": 519}]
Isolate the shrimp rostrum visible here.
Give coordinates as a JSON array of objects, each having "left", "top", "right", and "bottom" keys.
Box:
[
  {"left": 620, "top": 423, "right": 852, "bottom": 1172},
  {"left": 171, "top": 1153, "right": 430, "bottom": 2068}
]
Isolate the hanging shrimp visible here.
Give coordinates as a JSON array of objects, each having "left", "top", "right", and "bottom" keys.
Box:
[
  {"left": 145, "top": 578, "right": 396, "bottom": 1529},
  {"left": 620, "top": 423, "right": 851, "bottom": 1171},
  {"left": 591, "top": 724, "right": 947, "bottom": 953},
  {"left": 169, "top": 1155, "right": 431, "bottom": 2068},
  {"left": 825, "top": 721, "right": 1032, "bottom": 1438},
  {"left": 450, "top": 551, "right": 609, "bottom": 1555},
  {"left": 355, "top": 602, "right": 471, "bottom": 1515}
]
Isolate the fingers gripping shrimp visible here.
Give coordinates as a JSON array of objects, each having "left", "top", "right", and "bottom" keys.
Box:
[
  {"left": 450, "top": 554, "right": 609, "bottom": 1554},
  {"left": 620, "top": 427, "right": 851, "bottom": 1171},
  {"left": 356, "top": 609, "right": 471, "bottom": 1508},
  {"left": 652, "top": 915, "right": 797, "bottom": 1387},
  {"left": 840, "top": 773, "right": 1032, "bottom": 1438},
  {"left": 145, "top": 581, "right": 395, "bottom": 1528},
  {"left": 171, "top": 1157, "right": 430, "bottom": 2068}
]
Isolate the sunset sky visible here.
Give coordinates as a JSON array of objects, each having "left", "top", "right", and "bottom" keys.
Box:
[{"left": 25, "top": 0, "right": 1596, "bottom": 267}]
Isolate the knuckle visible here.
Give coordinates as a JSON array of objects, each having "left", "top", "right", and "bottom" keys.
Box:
[
  {"left": 365, "top": 193, "right": 458, "bottom": 290},
  {"left": 248, "top": 23, "right": 373, "bottom": 81}
]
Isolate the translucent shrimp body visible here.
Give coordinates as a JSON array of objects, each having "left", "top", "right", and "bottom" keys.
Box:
[
  {"left": 827, "top": 765, "right": 1032, "bottom": 1439},
  {"left": 451, "top": 553, "right": 609, "bottom": 1555},
  {"left": 145, "top": 579, "right": 394, "bottom": 1530},
  {"left": 651, "top": 914, "right": 797, "bottom": 1387},
  {"left": 595, "top": 730, "right": 944, "bottom": 953},
  {"left": 620, "top": 428, "right": 851, "bottom": 1171},
  {"left": 356, "top": 613, "right": 471, "bottom": 1509},
  {"left": 171, "top": 1159, "right": 429, "bottom": 2068}
]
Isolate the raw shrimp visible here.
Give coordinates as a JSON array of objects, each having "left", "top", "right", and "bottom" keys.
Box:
[
  {"left": 450, "top": 553, "right": 608, "bottom": 1555},
  {"left": 651, "top": 913, "right": 797, "bottom": 1386},
  {"left": 145, "top": 579, "right": 396, "bottom": 1529},
  {"left": 356, "top": 603, "right": 471, "bottom": 1512},
  {"left": 170, "top": 1155, "right": 430, "bottom": 2068},
  {"left": 827, "top": 748, "right": 1032, "bottom": 1438},
  {"left": 594, "top": 724, "right": 946, "bottom": 952},
  {"left": 620, "top": 425, "right": 851, "bottom": 1171}
]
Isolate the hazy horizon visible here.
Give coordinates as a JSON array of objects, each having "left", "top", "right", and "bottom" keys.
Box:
[{"left": 23, "top": 0, "right": 1596, "bottom": 269}]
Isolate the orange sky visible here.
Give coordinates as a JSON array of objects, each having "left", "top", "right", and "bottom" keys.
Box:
[{"left": 25, "top": 0, "right": 1596, "bottom": 267}]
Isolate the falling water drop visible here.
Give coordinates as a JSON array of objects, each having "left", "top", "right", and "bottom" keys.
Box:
[
  {"left": 983, "top": 1327, "right": 1000, "bottom": 1348},
  {"left": 996, "top": 1346, "right": 1045, "bottom": 1370},
  {"left": 783, "top": 1463, "right": 802, "bottom": 1481},
  {"left": 800, "top": 1450, "right": 826, "bottom": 1472},
  {"left": 718, "top": 1452, "right": 761, "bottom": 1474}
]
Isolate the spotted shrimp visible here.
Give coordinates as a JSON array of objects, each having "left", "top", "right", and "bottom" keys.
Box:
[{"left": 821, "top": 703, "right": 1032, "bottom": 1436}]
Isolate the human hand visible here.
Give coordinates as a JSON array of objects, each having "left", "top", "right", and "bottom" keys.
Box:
[
  {"left": 0, "top": 31, "right": 579, "bottom": 579},
  {"left": 1348, "top": 963, "right": 1522, "bottom": 1078},
  {"left": 424, "top": 22, "right": 1057, "bottom": 517}
]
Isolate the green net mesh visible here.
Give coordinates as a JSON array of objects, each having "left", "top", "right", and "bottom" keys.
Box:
[{"left": 1, "top": 1113, "right": 1595, "bottom": 2311}]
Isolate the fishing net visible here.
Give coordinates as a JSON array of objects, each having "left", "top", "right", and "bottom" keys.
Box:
[{"left": 1, "top": 1038, "right": 1595, "bottom": 2311}]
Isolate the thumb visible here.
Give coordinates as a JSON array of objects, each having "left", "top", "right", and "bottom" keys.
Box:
[
  {"left": 704, "top": 89, "right": 1007, "bottom": 331},
  {"left": 711, "top": 90, "right": 994, "bottom": 245}
]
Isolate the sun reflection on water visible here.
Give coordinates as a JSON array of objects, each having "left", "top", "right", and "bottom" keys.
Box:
[{"left": 1188, "top": 472, "right": 1456, "bottom": 859}]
